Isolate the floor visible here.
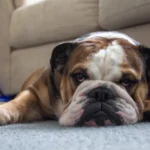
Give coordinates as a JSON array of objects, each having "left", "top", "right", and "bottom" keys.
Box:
[{"left": 0, "top": 121, "right": 150, "bottom": 150}]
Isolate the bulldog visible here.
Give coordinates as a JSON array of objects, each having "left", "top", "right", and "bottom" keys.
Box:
[{"left": 0, "top": 31, "right": 150, "bottom": 126}]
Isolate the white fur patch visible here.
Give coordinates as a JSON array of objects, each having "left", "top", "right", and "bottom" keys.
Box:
[{"left": 88, "top": 41, "right": 124, "bottom": 81}]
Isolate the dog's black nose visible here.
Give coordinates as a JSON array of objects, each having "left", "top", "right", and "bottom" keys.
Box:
[{"left": 88, "top": 87, "right": 114, "bottom": 102}]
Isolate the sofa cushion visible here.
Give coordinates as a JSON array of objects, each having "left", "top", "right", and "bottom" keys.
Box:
[
  {"left": 10, "top": 42, "right": 57, "bottom": 94},
  {"left": 119, "top": 24, "right": 150, "bottom": 47},
  {"left": 99, "top": 0, "right": 150, "bottom": 30},
  {"left": 10, "top": 0, "right": 100, "bottom": 49},
  {"left": 14, "top": 0, "right": 44, "bottom": 8},
  {"left": 0, "top": 0, "right": 14, "bottom": 95},
  {"left": 14, "top": 0, "right": 25, "bottom": 8}
]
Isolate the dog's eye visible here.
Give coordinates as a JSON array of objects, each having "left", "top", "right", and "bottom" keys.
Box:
[
  {"left": 75, "top": 73, "right": 86, "bottom": 83},
  {"left": 121, "top": 79, "right": 134, "bottom": 87}
]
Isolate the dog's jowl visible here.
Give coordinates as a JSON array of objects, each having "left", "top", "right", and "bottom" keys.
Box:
[{"left": 0, "top": 31, "right": 150, "bottom": 126}]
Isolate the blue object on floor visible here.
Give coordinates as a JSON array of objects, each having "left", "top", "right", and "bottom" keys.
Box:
[{"left": 0, "top": 95, "right": 16, "bottom": 102}]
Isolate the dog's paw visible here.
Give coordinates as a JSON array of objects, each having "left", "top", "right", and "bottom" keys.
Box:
[{"left": 0, "top": 108, "right": 11, "bottom": 125}]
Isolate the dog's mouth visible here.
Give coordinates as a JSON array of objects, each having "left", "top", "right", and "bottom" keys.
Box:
[
  {"left": 76, "top": 87, "right": 123, "bottom": 126},
  {"left": 59, "top": 81, "right": 140, "bottom": 127},
  {"left": 73, "top": 81, "right": 140, "bottom": 127}
]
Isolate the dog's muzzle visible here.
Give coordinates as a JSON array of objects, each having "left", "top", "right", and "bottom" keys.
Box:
[
  {"left": 77, "top": 86, "right": 122, "bottom": 126},
  {"left": 59, "top": 81, "right": 140, "bottom": 127}
]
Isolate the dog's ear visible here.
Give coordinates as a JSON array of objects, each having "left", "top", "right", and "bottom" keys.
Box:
[
  {"left": 50, "top": 41, "right": 78, "bottom": 74},
  {"left": 139, "top": 45, "right": 150, "bottom": 85},
  {"left": 139, "top": 46, "right": 150, "bottom": 121}
]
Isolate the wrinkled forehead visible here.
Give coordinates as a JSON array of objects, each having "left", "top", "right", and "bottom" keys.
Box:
[
  {"left": 88, "top": 40, "right": 124, "bottom": 81},
  {"left": 89, "top": 41, "right": 143, "bottom": 82},
  {"left": 68, "top": 35, "right": 143, "bottom": 80}
]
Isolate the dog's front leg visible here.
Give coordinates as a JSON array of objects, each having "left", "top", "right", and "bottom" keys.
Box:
[{"left": 0, "top": 90, "right": 43, "bottom": 125}]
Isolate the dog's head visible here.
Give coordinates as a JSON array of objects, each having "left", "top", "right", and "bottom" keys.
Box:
[{"left": 50, "top": 32, "right": 150, "bottom": 126}]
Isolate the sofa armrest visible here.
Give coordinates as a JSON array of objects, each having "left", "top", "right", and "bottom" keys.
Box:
[{"left": 0, "top": 0, "right": 14, "bottom": 94}]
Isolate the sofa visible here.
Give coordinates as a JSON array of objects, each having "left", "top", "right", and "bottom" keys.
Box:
[{"left": 1, "top": 0, "right": 150, "bottom": 95}]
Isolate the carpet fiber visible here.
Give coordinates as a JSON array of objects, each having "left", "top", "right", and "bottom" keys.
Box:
[{"left": 0, "top": 121, "right": 150, "bottom": 150}]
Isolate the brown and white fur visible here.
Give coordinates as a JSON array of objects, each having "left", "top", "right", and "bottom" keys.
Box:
[{"left": 0, "top": 31, "right": 150, "bottom": 126}]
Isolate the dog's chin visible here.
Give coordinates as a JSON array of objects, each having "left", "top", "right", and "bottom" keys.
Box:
[
  {"left": 76, "top": 99, "right": 139, "bottom": 127},
  {"left": 59, "top": 81, "right": 140, "bottom": 127}
]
